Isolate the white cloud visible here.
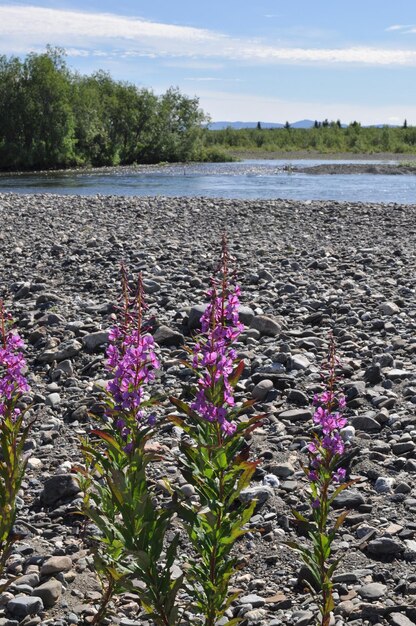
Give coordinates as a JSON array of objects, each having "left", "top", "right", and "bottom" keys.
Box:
[
  {"left": 1, "top": 5, "right": 416, "bottom": 67},
  {"left": 386, "top": 24, "right": 414, "bottom": 31}
]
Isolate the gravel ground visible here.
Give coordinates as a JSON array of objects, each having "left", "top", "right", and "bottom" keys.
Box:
[{"left": 0, "top": 193, "right": 416, "bottom": 626}]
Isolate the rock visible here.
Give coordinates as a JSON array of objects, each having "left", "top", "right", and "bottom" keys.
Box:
[
  {"left": 40, "top": 556, "right": 73, "bottom": 576},
  {"left": 82, "top": 331, "right": 110, "bottom": 352},
  {"left": 240, "top": 486, "right": 274, "bottom": 506},
  {"left": 267, "top": 462, "right": 295, "bottom": 478},
  {"left": 238, "top": 594, "right": 265, "bottom": 608},
  {"left": 32, "top": 579, "right": 62, "bottom": 608},
  {"left": 188, "top": 304, "right": 208, "bottom": 330},
  {"left": 379, "top": 301, "right": 400, "bottom": 315},
  {"left": 367, "top": 537, "right": 405, "bottom": 556},
  {"left": 364, "top": 365, "right": 383, "bottom": 384},
  {"left": 252, "top": 379, "right": 274, "bottom": 401},
  {"left": 374, "top": 477, "right": 395, "bottom": 493},
  {"left": 389, "top": 614, "right": 416, "bottom": 626},
  {"left": 250, "top": 315, "right": 281, "bottom": 337},
  {"left": 263, "top": 474, "right": 280, "bottom": 488},
  {"left": 290, "top": 355, "right": 311, "bottom": 370},
  {"left": 332, "top": 490, "right": 365, "bottom": 510},
  {"left": 351, "top": 415, "right": 381, "bottom": 432},
  {"left": 386, "top": 369, "right": 413, "bottom": 381},
  {"left": 278, "top": 409, "right": 312, "bottom": 422},
  {"left": 287, "top": 389, "right": 309, "bottom": 405},
  {"left": 45, "top": 393, "right": 61, "bottom": 408},
  {"left": 358, "top": 583, "right": 387, "bottom": 600},
  {"left": 153, "top": 325, "right": 184, "bottom": 347},
  {"left": 7, "top": 596, "right": 43, "bottom": 618},
  {"left": 41, "top": 474, "right": 81, "bottom": 508},
  {"left": 38, "top": 340, "right": 82, "bottom": 364}
]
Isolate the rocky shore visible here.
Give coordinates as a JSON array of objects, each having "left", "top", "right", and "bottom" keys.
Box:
[{"left": 0, "top": 193, "right": 416, "bottom": 626}]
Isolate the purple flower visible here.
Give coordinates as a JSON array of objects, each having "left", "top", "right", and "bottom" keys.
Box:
[
  {"left": 105, "top": 272, "right": 160, "bottom": 442},
  {"left": 191, "top": 266, "right": 243, "bottom": 437},
  {"left": 0, "top": 303, "right": 29, "bottom": 422}
]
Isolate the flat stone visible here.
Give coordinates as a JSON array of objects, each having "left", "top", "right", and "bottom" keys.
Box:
[
  {"left": 290, "top": 355, "right": 311, "bottom": 370},
  {"left": 250, "top": 315, "right": 281, "bottom": 337},
  {"left": 238, "top": 594, "right": 265, "bottom": 608},
  {"left": 7, "top": 596, "right": 43, "bottom": 618},
  {"left": 82, "top": 331, "right": 110, "bottom": 352},
  {"left": 379, "top": 301, "right": 400, "bottom": 315},
  {"left": 367, "top": 537, "right": 405, "bottom": 556},
  {"left": 333, "top": 489, "right": 366, "bottom": 510},
  {"left": 278, "top": 409, "right": 312, "bottom": 422},
  {"left": 41, "top": 474, "right": 81, "bottom": 508},
  {"left": 389, "top": 614, "right": 416, "bottom": 626},
  {"left": 32, "top": 579, "right": 62, "bottom": 609},
  {"left": 267, "top": 462, "right": 295, "bottom": 478},
  {"left": 153, "top": 325, "right": 184, "bottom": 347},
  {"left": 240, "top": 486, "right": 274, "bottom": 506},
  {"left": 40, "top": 556, "right": 72, "bottom": 576},
  {"left": 358, "top": 582, "right": 387, "bottom": 601},
  {"left": 386, "top": 369, "right": 413, "bottom": 381},
  {"left": 351, "top": 415, "right": 381, "bottom": 432}
]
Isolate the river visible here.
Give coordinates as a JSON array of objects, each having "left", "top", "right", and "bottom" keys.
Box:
[{"left": 1, "top": 159, "right": 415, "bottom": 203}]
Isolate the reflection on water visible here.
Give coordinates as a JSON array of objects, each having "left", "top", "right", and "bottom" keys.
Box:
[{"left": 0, "top": 159, "right": 415, "bottom": 203}]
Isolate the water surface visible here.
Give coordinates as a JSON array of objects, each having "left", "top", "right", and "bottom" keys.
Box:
[{"left": 0, "top": 159, "right": 415, "bottom": 203}]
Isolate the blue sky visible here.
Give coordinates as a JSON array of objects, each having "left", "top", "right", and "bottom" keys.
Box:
[{"left": 1, "top": 0, "right": 416, "bottom": 124}]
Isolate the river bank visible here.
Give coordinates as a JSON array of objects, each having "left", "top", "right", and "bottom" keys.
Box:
[{"left": 1, "top": 194, "right": 416, "bottom": 626}]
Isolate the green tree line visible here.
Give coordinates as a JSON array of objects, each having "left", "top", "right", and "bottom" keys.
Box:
[
  {"left": 0, "top": 47, "right": 215, "bottom": 170},
  {"left": 203, "top": 120, "right": 416, "bottom": 155}
]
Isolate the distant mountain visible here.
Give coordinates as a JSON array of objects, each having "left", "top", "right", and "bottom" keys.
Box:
[
  {"left": 290, "top": 119, "right": 315, "bottom": 128},
  {"left": 207, "top": 121, "right": 284, "bottom": 130}
]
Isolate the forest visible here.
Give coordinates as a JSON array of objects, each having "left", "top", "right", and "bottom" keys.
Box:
[
  {"left": 0, "top": 48, "right": 211, "bottom": 170},
  {"left": 1, "top": 48, "right": 415, "bottom": 171}
]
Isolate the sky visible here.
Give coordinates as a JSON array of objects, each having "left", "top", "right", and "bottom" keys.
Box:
[{"left": 1, "top": 1, "right": 416, "bottom": 124}]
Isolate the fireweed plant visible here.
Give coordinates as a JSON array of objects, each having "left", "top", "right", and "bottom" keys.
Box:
[
  {"left": 79, "top": 268, "right": 183, "bottom": 626},
  {"left": 170, "top": 237, "right": 262, "bottom": 626},
  {"left": 0, "top": 301, "right": 31, "bottom": 582},
  {"left": 289, "top": 335, "right": 351, "bottom": 626}
]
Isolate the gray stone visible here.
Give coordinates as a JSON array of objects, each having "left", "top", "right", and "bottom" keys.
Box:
[
  {"left": 38, "top": 339, "right": 82, "bottom": 364},
  {"left": 41, "top": 474, "right": 81, "bottom": 508},
  {"left": 7, "top": 596, "right": 43, "bottom": 618},
  {"left": 278, "top": 408, "right": 312, "bottom": 422},
  {"left": 252, "top": 379, "right": 274, "bottom": 401},
  {"left": 82, "top": 331, "right": 110, "bottom": 352},
  {"left": 238, "top": 594, "right": 265, "bottom": 608},
  {"left": 364, "top": 365, "right": 383, "bottom": 384},
  {"left": 45, "top": 393, "right": 61, "bottom": 408},
  {"left": 240, "top": 486, "right": 274, "bottom": 506},
  {"left": 386, "top": 369, "right": 413, "bottom": 381},
  {"left": 188, "top": 304, "right": 208, "bottom": 330},
  {"left": 374, "top": 477, "right": 395, "bottom": 493},
  {"left": 389, "top": 614, "right": 416, "bottom": 626},
  {"left": 290, "top": 355, "right": 311, "bottom": 370},
  {"left": 379, "top": 301, "right": 400, "bottom": 315},
  {"left": 351, "top": 415, "right": 381, "bottom": 432},
  {"left": 250, "top": 315, "right": 281, "bottom": 337},
  {"left": 40, "top": 556, "right": 72, "bottom": 576},
  {"left": 367, "top": 537, "right": 405, "bottom": 556},
  {"left": 32, "top": 579, "right": 62, "bottom": 608},
  {"left": 267, "top": 462, "right": 295, "bottom": 478},
  {"left": 287, "top": 389, "right": 309, "bottom": 405},
  {"left": 294, "top": 610, "right": 314, "bottom": 626},
  {"left": 358, "top": 582, "right": 387, "bottom": 600},
  {"left": 333, "top": 489, "right": 365, "bottom": 510},
  {"left": 153, "top": 325, "right": 184, "bottom": 347},
  {"left": 143, "top": 279, "right": 161, "bottom": 294}
]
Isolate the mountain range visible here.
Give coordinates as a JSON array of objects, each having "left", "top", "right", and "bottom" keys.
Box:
[{"left": 207, "top": 120, "right": 397, "bottom": 130}]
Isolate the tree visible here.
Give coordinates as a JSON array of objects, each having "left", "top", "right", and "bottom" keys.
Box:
[
  {"left": 256, "top": 121, "right": 262, "bottom": 130},
  {"left": 403, "top": 119, "right": 408, "bottom": 129},
  {"left": 284, "top": 121, "right": 291, "bottom": 129}
]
